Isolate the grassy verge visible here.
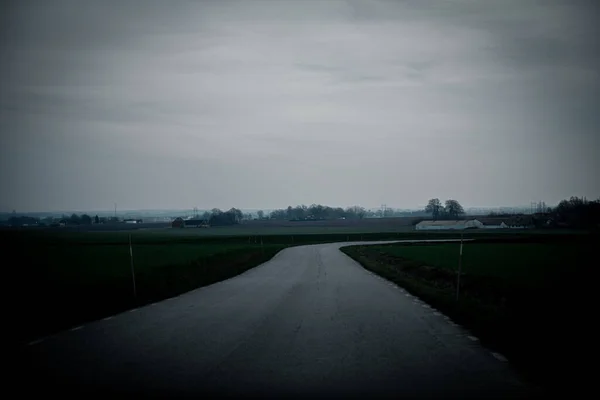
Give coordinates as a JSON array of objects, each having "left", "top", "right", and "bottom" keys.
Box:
[
  {"left": 12, "top": 235, "right": 288, "bottom": 345},
  {"left": 340, "top": 237, "right": 595, "bottom": 391}
]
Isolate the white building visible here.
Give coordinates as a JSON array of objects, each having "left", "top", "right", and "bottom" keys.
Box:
[
  {"left": 415, "top": 219, "right": 483, "bottom": 230},
  {"left": 478, "top": 218, "right": 509, "bottom": 229}
]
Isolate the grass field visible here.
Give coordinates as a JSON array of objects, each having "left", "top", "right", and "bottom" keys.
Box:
[
  {"left": 364, "top": 241, "right": 588, "bottom": 286},
  {"left": 7, "top": 227, "right": 591, "bottom": 347},
  {"left": 341, "top": 237, "right": 595, "bottom": 390},
  {"left": 10, "top": 230, "right": 292, "bottom": 345}
]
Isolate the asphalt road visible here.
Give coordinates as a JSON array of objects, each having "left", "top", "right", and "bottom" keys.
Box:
[{"left": 20, "top": 240, "right": 540, "bottom": 398}]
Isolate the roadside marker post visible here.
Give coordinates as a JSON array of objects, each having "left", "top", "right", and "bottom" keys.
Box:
[
  {"left": 456, "top": 231, "right": 464, "bottom": 301},
  {"left": 129, "top": 234, "right": 137, "bottom": 300}
]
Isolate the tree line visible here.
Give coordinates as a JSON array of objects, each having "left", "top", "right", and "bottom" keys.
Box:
[
  {"left": 550, "top": 196, "right": 600, "bottom": 229},
  {"left": 197, "top": 208, "right": 244, "bottom": 226},
  {"left": 8, "top": 213, "right": 102, "bottom": 226},
  {"left": 5, "top": 196, "right": 599, "bottom": 230},
  {"left": 267, "top": 205, "right": 366, "bottom": 221},
  {"left": 263, "top": 204, "right": 432, "bottom": 221}
]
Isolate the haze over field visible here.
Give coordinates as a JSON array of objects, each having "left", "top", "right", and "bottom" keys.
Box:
[{"left": 1, "top": 0, "right": 599, "bottom": 212}]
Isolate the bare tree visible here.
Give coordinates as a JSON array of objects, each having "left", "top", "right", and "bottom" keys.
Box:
[
  {"left": 444, "top": 199, "right": 465, "bottom": 219},
  {"left": 425, "top": 198, "right": 443, "bottom": 220}
]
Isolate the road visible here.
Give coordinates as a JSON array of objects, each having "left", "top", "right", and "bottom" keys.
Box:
[{"left": 20, "top": 240, "right": 539, "bottom": 398}]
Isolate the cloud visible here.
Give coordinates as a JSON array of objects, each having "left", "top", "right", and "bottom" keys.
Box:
[{"left": 1, "top": 0, "right": 598, "bottom": 211}]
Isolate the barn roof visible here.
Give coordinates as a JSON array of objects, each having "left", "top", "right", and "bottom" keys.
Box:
[
  {"left": 416, "top": 220, "right": 473, "bottom": 226},
  {"left": 478, "top": 218, "right": 506, "bottom": 226}
]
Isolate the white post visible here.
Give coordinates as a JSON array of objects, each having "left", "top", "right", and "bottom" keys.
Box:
[
  {"left": 129, "top": 234, "right": 137, "bottom": 299},
  {"left": 456, "top": 232, "right": 463, "bottom": 301}
]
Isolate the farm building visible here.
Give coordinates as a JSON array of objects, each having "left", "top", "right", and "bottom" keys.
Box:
[
  {"left": 415, "top": 219, "right": 483, "bottom": 230},
  {"left": 171, "top": 218, "right": 184, "bottom": 228},
  {"left": 478, "top": 218, "right": 509, "bottom": 229}
]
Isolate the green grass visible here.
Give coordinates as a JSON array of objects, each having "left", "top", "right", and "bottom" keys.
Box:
[
  {"left": 35, "top": 242, "right": 272, "bottom": 283},
  {"left": 8, "top": 228, "right": 591, "bottom": 347},
  {"left": 10, "top": 231, "right": 290, "bottom": 345},
  {"left": 361, "top": 242, "right": 588, "bottom": 286},
  {"left": 341, "top": 237, "right": 595, "bottom": 391}
]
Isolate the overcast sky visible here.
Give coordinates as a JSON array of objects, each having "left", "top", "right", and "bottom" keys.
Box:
[{"left": 1, "top": 0, "right": 599, "bottom": 212}]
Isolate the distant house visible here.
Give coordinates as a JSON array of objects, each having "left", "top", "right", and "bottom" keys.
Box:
[
  {"left": 124, "top": 219, "right": 143, "bottom": 224},
  {"left": 415, "top": 219, "right": 483, "bottom": 230}
]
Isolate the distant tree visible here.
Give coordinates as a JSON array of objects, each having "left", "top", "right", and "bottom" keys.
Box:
[
  {"left": 425, "top": 198, "right": 443, "bottom": 219},
  {"left": 207, "top": 208, "right": 243, "bottom": 226},
  {"left": 298, "top": 205, "right": 308, "bottom": 219},
  {"left": 345, "top": 206, "right": 366, "bottom": 219},
  {"left": 9, "top": 215, "right": 39, "bottom": 226},
  {"left": 80, "top": 214, "right": 92, "bottom": 225},
  {"left": 94, "top": 215, "right": 100, "bottom": 224},
  {"left": 383, "top": 207, "right": 394, "bottom": 218},
  {"left": 552, "top": 196, "right": 600, "bottom": 229},
  {"left": 229, "top": 208, "right": 243, "bottom": 223},
  {"left": 269, "top": 209, "right": 287, "bottom": 220},
  {"left": 257, "top": 210, "right": 264, "bottom": 220},
  {"left": 444, "top": 199, "right": 465, "bottom": 219},
  {"left": 289, "top": 205, "right": 308, "bottom": 220},
  {"left": 70, "top": 213, "right": 81, "bottom": 225}
]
